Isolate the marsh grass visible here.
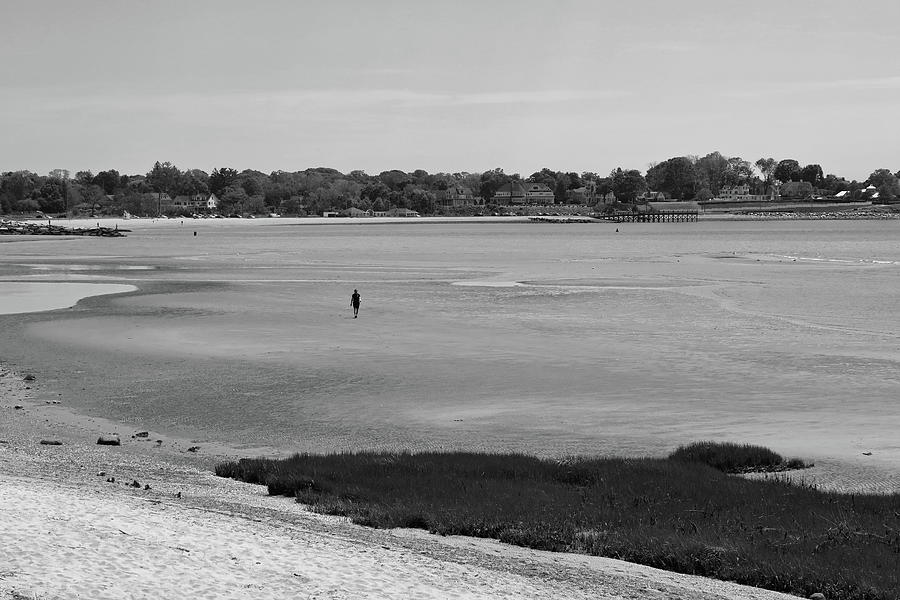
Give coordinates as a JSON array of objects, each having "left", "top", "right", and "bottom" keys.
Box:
[
  {"left": 668, "top": 441, "right": 811, "bottom": 473},
  {"left": 217, "top": 447, "right": 900, "bottom": 600}
]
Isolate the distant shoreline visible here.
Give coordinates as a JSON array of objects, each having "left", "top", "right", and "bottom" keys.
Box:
[{"left": 5, "top": 206, "right": 898, "bottom": 232}]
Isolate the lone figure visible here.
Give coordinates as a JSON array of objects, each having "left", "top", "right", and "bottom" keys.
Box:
[{"left": 350, "top": 289, "right": 361, "bottom": 318}]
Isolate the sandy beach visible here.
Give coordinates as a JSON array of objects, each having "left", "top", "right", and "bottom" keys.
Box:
[{"left": 0, "top": 366, "right": 802, "bottom": 600}]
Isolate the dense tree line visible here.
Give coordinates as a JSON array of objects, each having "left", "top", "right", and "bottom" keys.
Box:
[{"left": 2, "top": 154, "right": 898, "bottom": 217}]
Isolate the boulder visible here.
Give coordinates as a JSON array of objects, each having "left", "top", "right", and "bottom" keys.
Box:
[
  {"left": 134, "top": 431, "right": 149, "bottom": 438},
  {"left": 97, "top": 434, "right": 121, "bottom": 446},
  {"left": 23, "top": 374, "right": 35, "bottom": 382},
  {"left": 810, "top": 594, "right": 826, "bottom": 600},
  {"left": 39, "top": 440, "right": 62, "bottom": 445}
]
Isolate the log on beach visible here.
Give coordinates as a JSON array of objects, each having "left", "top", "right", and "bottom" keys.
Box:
[{"left": 0, "top": 219, "right": 129, "bottom": 237}]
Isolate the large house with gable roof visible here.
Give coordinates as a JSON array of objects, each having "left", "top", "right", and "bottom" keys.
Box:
[
  {"left": 170, "top": 193, "right": 219, "bottom": 212},
  {"left": 435, "top": 185, "right": 482, "bottom": 208},
  {"left": 494, "top": 181, "right": 555, "bottom": 205}
]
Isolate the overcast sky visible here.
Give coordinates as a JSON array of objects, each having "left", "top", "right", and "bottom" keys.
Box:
[{"left": 1, "top": 0, "right": 898, "bottom": 180}]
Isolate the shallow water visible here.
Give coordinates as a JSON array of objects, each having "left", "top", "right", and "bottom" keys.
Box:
[
  {"left": 2, "top": 218, "right": 899, "bottom": 466},
  {"left": 0, "top": 282, "right": 137, "bottom": 315}
]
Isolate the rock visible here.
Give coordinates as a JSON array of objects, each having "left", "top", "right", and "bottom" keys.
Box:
[
  {"left": 96, "top": 434, "right": 121, "bottom": 446},
  {"left": 187, "top": 446, "right": 200, "bottom": 453},
  {"left": 106, "top": 477, "right": 116, "bottom": 483},
  {"left": 23, "top": 374, "right": 35, "bottom": 382},
  {"left": 134, "top": 431, "right": 149, "bottom": 438},
  {"left": 810, "top": 594, "right": 826, "bottom": 600},
  {"left": 39, "top": 440, "right": 62, "bottom": 445},
  {"left": 14, "top": 405, "right": 23, "bottom": 410},
  {"left": 130, "top": 480, "right": 141, "bottom": 488},
  {"left": 144, "top": 484, "right": 151, "bottom": 490},
  {"left": 97, "top": 471, "right": 106, "bottom": 477}
]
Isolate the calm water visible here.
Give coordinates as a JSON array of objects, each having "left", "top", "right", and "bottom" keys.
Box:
[{"left": 2, "top": 218, "right": 899, "bottom": 463}]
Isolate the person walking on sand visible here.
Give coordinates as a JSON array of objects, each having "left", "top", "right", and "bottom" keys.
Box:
[{"left": 350, "top": 289, "right": 361, "bottom": 318}]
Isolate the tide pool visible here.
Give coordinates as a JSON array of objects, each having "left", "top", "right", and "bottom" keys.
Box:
[{"left": 0, "top": 282, "right": 136, "bottom": 315}]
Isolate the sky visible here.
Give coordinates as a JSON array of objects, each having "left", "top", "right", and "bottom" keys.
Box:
[{"left": 1, "top": 0, "right": 898, "bottom": 180}]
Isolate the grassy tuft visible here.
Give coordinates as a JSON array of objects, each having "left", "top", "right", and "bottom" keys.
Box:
[
  {"left": 668, "top": 441, "right": 812, "bottom": 473},
  {"left": 216, "top": 447, "right": 899, "bottom": 600}
]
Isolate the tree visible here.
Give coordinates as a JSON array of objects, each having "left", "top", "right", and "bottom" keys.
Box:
[
  {"left": 774, "top": 159, "right": 801, "bottom": 183},
  {"left": 799, "top": 164, "right": 824, "bottom": 186},
  {"left": 37, "top": 178, "right": 65, "bottom": 213},
  {"left": 527, "top": 168, "right": 558, "bottom": 188},
  {"left": 821, "top": 174, "right": 850, "bottom": 194},
  {"left": 610, "top": 168, "right": 647, "bottom": 203},
  {"left": 723, "top": 157, "right": 754, "bottom": 188},
  {"left": 755, "top": 158, "right": 777, "bottom": 192},
  {"left": 74, "top": 170, "right": 94, "bottom": 186},
  {"left": 176, "top": 169, "right": 210, "bottom": 196},
  {"left": 695, "top": 152, "right": 729, "bottom": 196},
  {"left": 209, "top": 168, "right": 239, "bottom": 196},
  {"left": 145, "top": 161, "right": 180, "bottom": 215},
  {"left": 80, "top": 184, "right": 107, "bottom": 216},
  {"left": 92, "top": 170, "right": 121, "bottom": 195},
  {"left": 378, "top": 170, "right": 411, "bottom": 191},
  {"left": 405, "top": 188, "right": 435, "bottom": 214},
  {"left": 645, "top": 157, "right": 697, "bottom": 200},
  {"left": 479, "top": 168, "right": 511, "bottom": 203},
  {"left": 218, "top": 184, "right": 249, "bottom": 215},
  {"left": 779, "top": 181, "right": 814, "bottom": 200},
  {"left": 868, "top": 169, "right": 900, "bottom": 201}
]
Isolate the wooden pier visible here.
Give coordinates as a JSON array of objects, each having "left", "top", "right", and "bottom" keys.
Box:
[{"left": 605, "top": 210, "right": 699, "bottom": 223}]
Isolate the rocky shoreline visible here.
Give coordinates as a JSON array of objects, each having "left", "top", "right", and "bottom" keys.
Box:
[
  {"left": 0, "top": 218, "right": 129, "bottom": 236},
  {"left": 703, "top": 207, "right": 900, "bottom": 220}
]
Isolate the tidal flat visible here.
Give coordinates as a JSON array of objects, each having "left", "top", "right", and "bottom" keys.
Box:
[{"left": 2, "top": 217, "right": 899, "bottom": 492}]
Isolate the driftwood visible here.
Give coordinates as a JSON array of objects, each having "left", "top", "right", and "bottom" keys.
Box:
[{"left": 0, "top": 219, "right": 129, "bottom": 237}]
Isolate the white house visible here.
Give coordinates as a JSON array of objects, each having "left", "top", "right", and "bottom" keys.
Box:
[{"left": 171, "top": 193, "right": 218, "bottom": 211}]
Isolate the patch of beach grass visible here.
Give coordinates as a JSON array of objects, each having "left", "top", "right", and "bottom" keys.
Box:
[
  {"left": 668, "top": 441, "right": 811, "bottom": 473},
  {"left": 216, "top": 445, "right": 899, "bottom": 600}
]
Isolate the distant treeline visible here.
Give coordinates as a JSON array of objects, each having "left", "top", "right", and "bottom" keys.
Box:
[{"left": 2, "top": 153, "right": 899, "bottom": 217}]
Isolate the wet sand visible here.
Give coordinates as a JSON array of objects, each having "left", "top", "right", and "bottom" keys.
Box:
[{"left": 0, "top": 367, "right": 800, "bottom": 600}]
